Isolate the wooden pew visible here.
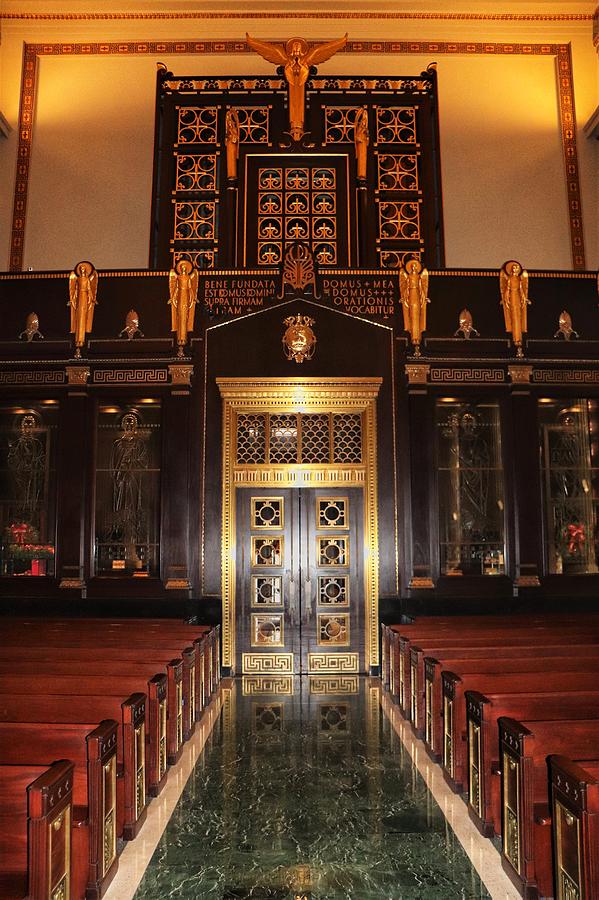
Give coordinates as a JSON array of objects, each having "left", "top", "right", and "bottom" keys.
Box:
[
  {"left": 401, "top": 631, "right": 599, "bottom": 722},
  {"left": 0, "top": 692, "right": 147, "bottom": 841},
  {"left": 0, "top": 673, "right": 170, "bottom": 794},
  {"left": 0, "top": 759, "right": 74, "bottom": 900},
  {"left": 0, "top": 720, "right": 119, "bottom": 900},
  {"left": 549, "top": 755, "right": 599, "bottom": 900},
  {"left": 442, "top": 670, "right": 599, "bottom": 793},
  {"left": 465, "top": 689, "right": 599, "bottom": 838},
  {"left": 0, "top": 653, "right": 192, "bottom": 749},
  {"left": 499, "top": 717, "right": 599, "bottom": 900},
  {"left": 0, "top": 642, "right": 206, "bottom": 724},
  {"left": 382, "top": 616, "right": 599, "bottom": 692},
  {"left": 423, "top": 652, "right": 599, "bottom": 757}
]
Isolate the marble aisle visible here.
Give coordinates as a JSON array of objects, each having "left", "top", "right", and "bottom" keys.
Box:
[{"left": 131, "top": 677, "right": 498, "bottom": 900}]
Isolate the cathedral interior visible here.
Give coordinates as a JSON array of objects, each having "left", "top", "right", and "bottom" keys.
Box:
[{"left": 0, "top": 2, "right": 598, "bottom": 899}]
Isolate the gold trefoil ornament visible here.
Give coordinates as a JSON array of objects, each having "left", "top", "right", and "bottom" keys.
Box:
[
  {"left": 68, "top": 260, "right": 98, "bottom": 358},
  {"left": 282, "top": 314, "right": 317, "bottom": 363},
  {"left": 499, "top": 260, "right": 530, "bottom": 358},
  {"left": 20, "top": 312, "right": 44, "bottom": 342},
  {"left": 554, "top": 310, "right": 579, "bottom": 341},
  {"left": 399, "top": 258, "right": 430, "bottom": 357},
  {"left": 246, "top": 33, "right": 347, "bottom": 142},
  {"left": 168, "top": 259, "right": 199, "bottom": 357}
]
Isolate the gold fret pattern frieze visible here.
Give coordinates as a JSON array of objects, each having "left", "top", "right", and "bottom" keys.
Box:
[
  {"left": 177, "top": 106, "right": 218, "bottom": 144},
  {"left": 175, "top": 154, "right": 217, "bottom": 192},
  {"left": 377, "top": 154, "right": 419, "bottom": 191},
  {"left": 309, "top": 675, "right": 359, "bottom": 694},
  {"left": 173, "top": 201, "right": 216, "bottom": 241},
  {"left": 242, "top": 675, "right": 294, "bottom": 695},
  {"left": 308, "top": 652, "right": 359, "bottom": 673},
  {"left": 429, "top": 368, "right": 505, "bottom": 383},
  {"left": 242, "top": 653, "right": 294, "bottom": 674},
  {"left": 532, "top": 369, "right": 599, "bottom": 384},
  {"left": 376, "top": 107, "right": 417, "bottom": 144},
  {"left": 0, "top": 370, "right": 66, "bottom": 385},
  {"left": 93, "top": 369, "right": 168, "bottom": 384}
]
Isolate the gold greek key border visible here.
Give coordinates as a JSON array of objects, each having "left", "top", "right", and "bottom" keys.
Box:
[
  {"left": 218, "top": 377, "right": 381, "bottom": 674},
  {"left": 308, "top": 652, "right": 360, "bottom": 673},
  {"left": 241, "top": 675, "right": 294, "bottom": 695},
  {"left": 8, "top": 40, "right": 584, "bottom": 271},
  {"left": 241, "top": 652, "right": 294, "bottom": 674}
]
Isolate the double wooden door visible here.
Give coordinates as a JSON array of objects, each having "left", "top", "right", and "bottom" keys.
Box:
[{"left": 236, "top": 488, "right": 364, "bottom": 674}]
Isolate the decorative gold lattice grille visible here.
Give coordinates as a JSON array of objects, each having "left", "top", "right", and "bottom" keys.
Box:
[{"left": 235, "top": 412, "right": 363, "bottom": 465}]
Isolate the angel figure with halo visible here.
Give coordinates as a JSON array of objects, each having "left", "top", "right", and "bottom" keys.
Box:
[
  {"left": 168, "top": 259, "right": 199, "bottom": 356},
  {"left": 399, "top": 257, "right": 430, "bottom": 357},
  {"left": 499, "top": 259, "right": 530, "bottom": 358},
  {"left": 68, "top": 260, "right": 98, "bottom": 358},
  {"left": 246, "top": 33, "right": 347, "bottom": 141}
]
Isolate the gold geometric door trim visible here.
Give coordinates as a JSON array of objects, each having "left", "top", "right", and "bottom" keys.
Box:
[{"left": 217, "top": 377, "right": 382, "bottom": 674}]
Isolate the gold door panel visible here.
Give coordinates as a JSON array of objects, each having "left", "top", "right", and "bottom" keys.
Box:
[
  {"left": 317, "top": 536, "right": 349, "bottom": 567},
  {"left": 317, "top": 498, "right": 348, "bottom": 528},
  {"left": 252, "top": 537, "right": 284, "bottom": 567},
  {"left": 318, "top": 575, "right": 349, "bottom": 606},
  {"left": 318, "top": 613, "right": 350, "bottom": 646},
  {"left": 252, "top": 613, "right": 284, "bottom": 647},
  {"left": 252, "top": 576, "right": 283, "bottom": 606},
  {"left": 251, "top": 497, "right": 284, "bottom": 528}
]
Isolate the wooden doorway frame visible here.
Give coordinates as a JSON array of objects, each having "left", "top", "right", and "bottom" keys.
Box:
[{"left": 217, "top": 377, "right": 382, "bottom": 675}]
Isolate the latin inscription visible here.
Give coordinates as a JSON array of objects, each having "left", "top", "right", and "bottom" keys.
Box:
[
  {"left": 202, "top": 277, "right": 278, "bottom": 317},
  {"left": 320, "top": 276, "right": 397, "bottom": 320}
]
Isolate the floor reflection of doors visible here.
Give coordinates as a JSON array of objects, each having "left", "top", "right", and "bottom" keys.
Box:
[{"left": 237, "top": 488, "right": 364, "bottom": 674}]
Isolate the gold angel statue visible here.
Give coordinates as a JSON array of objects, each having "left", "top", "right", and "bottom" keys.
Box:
[
  {"left": 246, "top": 33, "right": 347, "bottom": 141},
  {"left": 68, "top": 260, "right": 98, "bottom": 357},
  {"left": 225, "top": 108, "right": 240, "bottom": 180},
  {"left": 399, "top": 258, "right": 429, "bottom": 357},
  {"left": 354, "top": 107, "right": 369, "bottom": 180},
  {"left": 499, "top": 260, "right": 530, "bottom": 357},
  {"left": 168, "top": 259, "right": 199, "bottom": 356}
]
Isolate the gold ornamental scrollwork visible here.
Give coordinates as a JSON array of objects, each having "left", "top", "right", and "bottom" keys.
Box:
[
  {"left": 65, "top": 366, "right": 90, "bottom": 386},
  {"left": 282, "top": 314, "right": 317, "bottom": 364},
  {"left": 508, "top": 365, "right": 533, "bottom": 385},
  {"left": 169, "top": 364, "right": 194, "bottom": 386}
]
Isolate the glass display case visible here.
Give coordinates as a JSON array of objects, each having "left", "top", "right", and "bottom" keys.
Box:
[
  {"left": 539, "top": 398, "right": 599, "bottom": 575},
  {"left": 94, "top": 402, "right": 161, "bottom": 577},
  {"left": 436, "top": 399, "right": 506, "bottom": 576},
  {"left": 0, "top": 403, "right": 58, "bottom": 576}
]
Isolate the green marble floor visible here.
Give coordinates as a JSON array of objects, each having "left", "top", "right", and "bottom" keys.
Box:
[{"left": 134, "top": 678, "right": 491, "bottom": 899}]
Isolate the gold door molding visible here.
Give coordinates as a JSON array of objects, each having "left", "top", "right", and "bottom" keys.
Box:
[{"left": 217, "top": 377, "right": 382, "bottom": 674}]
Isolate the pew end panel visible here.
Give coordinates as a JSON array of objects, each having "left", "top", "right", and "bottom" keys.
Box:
[
  {"left": 147, "top": 674, "right": 168, "bottom": 797},
  {"left": 121, "top": 694, "right": 147, "bottom": 842},
  {"left": 84, "top": 720, "right": 119, "bottom": 900},
  {"left": 549, "top": 755, "right": 599, "bottom": 900}
]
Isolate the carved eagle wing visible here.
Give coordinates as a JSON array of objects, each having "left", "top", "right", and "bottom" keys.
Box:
[
  {"left": 305, "top": 33, "right": 348, "bottom": 67},
  {"left": 245, "top": 34, "right": 288, "bottom": 67}
]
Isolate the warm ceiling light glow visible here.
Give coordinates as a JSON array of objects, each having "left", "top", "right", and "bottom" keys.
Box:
[
  {"left": 40, "top": 399, "right": 59, "bottom": 405},
  {"left": 99, "top": 406, "right": 120, "bottom": 414},
  {"left": 139, "top": 398, "right": 159, "bottom": 404}
]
